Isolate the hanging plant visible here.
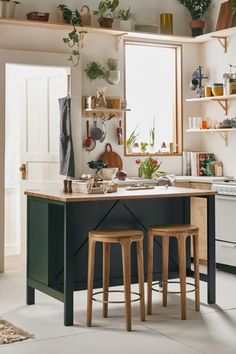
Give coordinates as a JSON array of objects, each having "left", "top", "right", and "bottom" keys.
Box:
[
  {"left": 84, "top": 61, "right": 106, "bottom": 81},
  {"left": 58, "top": 4, "right": 85, "bottom": 66}
]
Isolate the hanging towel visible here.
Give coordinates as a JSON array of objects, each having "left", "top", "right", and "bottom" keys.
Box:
[{"left": 58, "top": 96, "right": 75, "bottom": 178}]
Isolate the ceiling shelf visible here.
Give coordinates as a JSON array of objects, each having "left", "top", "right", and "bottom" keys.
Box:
[
  {"left": 186, "top": 128, "right": 236, "bottom": 146},
  {"left": 1, "top": 18, "right": 236, "bottom": 45}
]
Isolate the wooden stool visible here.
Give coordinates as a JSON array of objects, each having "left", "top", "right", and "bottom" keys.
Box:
[
  {"left": 87, "top": 230, "right": 145, "bottom": 331},
  {"left": 147, "top": 224, "right": 200, "bottom": 320}
]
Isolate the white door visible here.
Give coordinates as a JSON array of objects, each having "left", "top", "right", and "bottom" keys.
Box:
[{"left": 6, "top": 64, "right": 69, "bottom": 267}]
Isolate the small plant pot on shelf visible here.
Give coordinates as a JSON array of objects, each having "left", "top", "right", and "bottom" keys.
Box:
[
  {"left": 98, "top": 17, "right": 113, "bottom": 28},
  {"left": 106, "top": 70, "right": 120, "bottom": 85},
  {"left": 56, "top": 8, "right": 65, "bottom": 23},
  {"left": 189, "top": 19, "right": 205, "bottom": 37},
  {"left": 120, "top": 19, "right": 132, "bottom": 31}
]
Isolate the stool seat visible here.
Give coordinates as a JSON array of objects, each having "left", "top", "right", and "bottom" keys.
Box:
[
  {"left": 148, "top": 224, "right": 199, "bottom": 235},
  {"left": 87, "top": 229, "right": 145, "bottom": 331},
  {"left": 89, "top": 230, "right": 143, "bottom": 243}
]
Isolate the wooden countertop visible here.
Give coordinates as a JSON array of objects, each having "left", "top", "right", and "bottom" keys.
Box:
[{"left": 25, "top": 186, "right": 217, "bottom": 203}]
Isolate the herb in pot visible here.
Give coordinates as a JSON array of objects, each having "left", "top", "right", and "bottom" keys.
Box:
[{"left": 85, "top": 61, "right": 106, "bottom": 81}]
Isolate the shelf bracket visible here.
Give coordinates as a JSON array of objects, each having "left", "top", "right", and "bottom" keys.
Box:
[
  {"left": 219, "top": 131, "right": 229, "bottom": 146},
  {"left": 115, "top": 33, "right": 127, "bottom": 51},
  {"left": 216, "top": 99, "right": 228, "bottom": 115},
  {"left": 211, "top": 36, "right": 228, "bottom": 53}
]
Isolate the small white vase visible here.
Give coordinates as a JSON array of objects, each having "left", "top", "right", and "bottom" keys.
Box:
[
  {"left": 106, "top": 70, "right": 120, "bottom": 85},
  {"left": 120, "top": 20, "right": 132, "bottom": 31},
  {"left": 4, "top": 1, "right": 16, "bottom": 18}
]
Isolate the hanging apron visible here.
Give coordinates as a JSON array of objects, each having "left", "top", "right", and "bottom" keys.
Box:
[{"left": 58, "top": 96, "right": 75, "bottom": 178}]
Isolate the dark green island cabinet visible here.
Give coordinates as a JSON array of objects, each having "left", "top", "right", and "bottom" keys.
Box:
[{"left": 25, "top": 187, "right": 216, "bottom": 326}]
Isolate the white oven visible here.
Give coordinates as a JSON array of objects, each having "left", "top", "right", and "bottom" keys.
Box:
[{"left": 213, "top": 181, "right": 236, "bottom": 269}]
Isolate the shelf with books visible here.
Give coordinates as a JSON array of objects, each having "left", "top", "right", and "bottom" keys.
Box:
[{"left": 186, "top": 128, "right": 236, "bottom": 146}]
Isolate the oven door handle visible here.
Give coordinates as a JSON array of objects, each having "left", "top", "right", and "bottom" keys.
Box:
[{"left": 219, "top": 243, "right": 236, "bottom": 249}]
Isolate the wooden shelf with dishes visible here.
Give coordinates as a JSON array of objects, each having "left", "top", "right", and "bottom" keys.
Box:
[
  {"left": 1, "top": 18, "right": 236, "bottom": 49},
  {"left": 82, "top": 96, "right": 130, "bottom": 118},
  {"left": 186, "top": 128, "right": 236, "bottom": 146},
  {"left": 82, "top": 108, "right": 131, "bottom": 118}
]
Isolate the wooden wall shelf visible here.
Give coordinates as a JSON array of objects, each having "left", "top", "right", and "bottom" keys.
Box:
[{"left": 186, "top": 128, "right": 236, "bottom": 146}]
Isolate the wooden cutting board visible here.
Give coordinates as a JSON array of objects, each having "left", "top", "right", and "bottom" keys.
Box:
[
  {"left": 216, "top": 0, "right": 233, "bottom": 30},
  {"left": 99, "top": 143, "right": 123, "bottom": 170}
]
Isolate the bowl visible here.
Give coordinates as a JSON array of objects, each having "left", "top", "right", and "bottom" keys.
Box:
[{"left": 98, "top": 168, "right": 119, "bottom": 180}]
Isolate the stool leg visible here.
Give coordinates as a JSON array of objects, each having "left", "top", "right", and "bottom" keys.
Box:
[
  {"left": 87, "top": 238, "right": 96, "bottom": 327},
  {"left": 162, "top": 236, "right": 169, "bottom": 307},
  {"left": 193, "top": 233, "right": 200, "bottom": 312},
  {"left": 137, "top": 239, "right": 145, "bottom": 322},
  {"left": 147, "top": 231, "right": 154, "bottom": 315},
  {"left": 177, "top": 235, "right": 187, "bottom": 320},
  {"left": 121, "top": 239, "right": 132, "bottom": 331},
  {"left": 103, "top": 243, "right": 110, "bottom": 318}
]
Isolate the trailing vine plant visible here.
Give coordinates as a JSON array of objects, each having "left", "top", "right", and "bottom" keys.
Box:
[{"left": 58, "top": 4, "right": 86, "bottom": 66}]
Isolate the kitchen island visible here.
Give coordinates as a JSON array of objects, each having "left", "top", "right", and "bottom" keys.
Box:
[{"left": 25, "top": 186, "right": 216, "bottom": 326}]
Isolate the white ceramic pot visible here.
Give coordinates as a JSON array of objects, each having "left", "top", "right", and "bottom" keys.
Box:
[
  {"left": 120, "top": 20, "right": 132, "bottom": 31},
  {"left": 98, "top": 168, "right": 118, "bottom": 180},
  {"left": 106, "top": 70, "right": 120, "bottom": 85},
  {"left": 4, "top": 1, "right": 16, "bottom": 18}
]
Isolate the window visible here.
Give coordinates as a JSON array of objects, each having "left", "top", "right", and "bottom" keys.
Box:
[{"left": 125, "top": 41, "right": 182, "bottom": 156}]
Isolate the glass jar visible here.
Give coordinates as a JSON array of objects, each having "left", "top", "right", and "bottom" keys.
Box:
[{"left": 96, "top": 87, "right": 107, "bottom": 108}]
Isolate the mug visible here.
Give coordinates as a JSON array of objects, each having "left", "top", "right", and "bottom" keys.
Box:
[
  {"left": 98, "top": 168, "right": 118, "bottom": 180},
  {"left": 190, "top": 79, "right": 199, "bottom": 90}
]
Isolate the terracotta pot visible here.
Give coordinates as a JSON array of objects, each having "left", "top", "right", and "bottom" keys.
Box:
[
  {"left": 56, "top": 9, "right": 65, "bottom": 23},
  {"left": 98, "top": 17, "right": 113, "bottom": 28},
  {"left": 189, "top": 19, "right": 205, "bottom": 37}
]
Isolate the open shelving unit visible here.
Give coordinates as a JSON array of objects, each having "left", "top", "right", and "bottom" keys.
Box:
[
  {"left": 1, "top": 18, "right": 236, "bottom": 51},
  {"left": 186, "top": 128, "right": 236, "bottom": 146},
  {"left": 185, "top": 94, "right": 236, "bottom": 115}
]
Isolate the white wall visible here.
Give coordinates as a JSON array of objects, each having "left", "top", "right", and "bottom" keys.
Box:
[{"left": 198, "top": 34, "right": 236, "bottom": 176}]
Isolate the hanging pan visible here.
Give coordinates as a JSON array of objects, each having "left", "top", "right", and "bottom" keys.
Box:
[{"left": 83, "top": 120, "right": 96, "bottom": 151}]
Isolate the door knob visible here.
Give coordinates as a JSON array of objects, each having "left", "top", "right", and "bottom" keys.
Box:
[{"left": 19, "top": 163, "right": 27, "bottom": 180}]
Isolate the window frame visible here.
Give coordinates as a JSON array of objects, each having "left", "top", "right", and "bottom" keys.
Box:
[{"left": 124, "top": 40, "right": 183, "bottom": 157}]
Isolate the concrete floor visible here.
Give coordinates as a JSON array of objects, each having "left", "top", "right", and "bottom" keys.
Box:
[{"left": 0, "top": 269, "right": 236, "bottom": 354}]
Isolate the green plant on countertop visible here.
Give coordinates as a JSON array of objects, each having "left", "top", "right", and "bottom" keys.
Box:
[
  {"left": 140, "top": 142, "right": 148, "bottom": 152},
  {"left": 58, "top": 4, "right": 85, "bottom": 67},
  {"left": 93, "top": 0, "right": 119, "bottom": 20},
  {"left": 106, "top": 58, "right": 118, "bottom": 70},
  {"left": 118, "top": 6, "right": 136, "bottom": 21},
  {"left": 135, "top": 157, "right": 163, "bottom": 179},
  {"left": 178, "top": 0, "right": 211, "bottom": 20},
  {"left": 84, "top": 61, "right": 106, "bottom": 81},
  {"left": 126, "top": 127, "right": 139, "bottom": 150},
  {"left": 87, "top": 160, "right": 108, "bottom": 173}
]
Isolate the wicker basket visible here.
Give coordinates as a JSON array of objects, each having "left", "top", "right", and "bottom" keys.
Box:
[{"left": 27, "top": 12, "right": 50, "bottom": 22}]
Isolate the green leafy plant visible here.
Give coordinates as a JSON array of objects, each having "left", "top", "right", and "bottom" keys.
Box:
[
  {"left": 118, "top": 6, "right": 136, "bottom": 21},
  {"left": 85, "top": 61, "right": 106, "bottom": 81},
  {"left": 178, "top": 0, "right": 211, "bottom": 20},
  {"left": 140, "top": 142, "right": 148, "bottom": 152},
  {"left": 135, "top": 157, "right": 162, "bottom": 179},
  {"left": 87, "top": 160, "right": 108, "bottom": 173},
  {"left": 93, "top": 0, "right": 119, "bottom": 19},
  {"left": 106, "top": 58, "right": 118, "bottom": 70},
  {"left": 232, "top": 0, "right": 236, "bottom": 14},
  {"left": 126, "top": 127, "right": 139, "bottom": 149},
  {"left": 58, "top": 5, "right": 84, "bottom": 67}
]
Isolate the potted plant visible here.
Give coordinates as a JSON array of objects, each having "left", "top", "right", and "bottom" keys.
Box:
[
  {"left": 106, "top": 58, "right": 120, "bottom": 85},
  {"left": 93, "top": 0, "right": 119, "bottom": 28},
  {"left": 140, "top": 142, "right": 148, "bottom": 153},
  {"left": 118, "top": 6, "right": 136, "bottom": 31},
  {"left": 85, "top": 61, "right": 106, "bottom": 81},
  {"left": 178, "top": 0, "right": 212, "bottom": 37},
  {"left": 0, "top": 0, "right": 20, "bottom": 19},
  {"left": 135, "top": 157, "right": 162, "bottom": 179},
  {"left": 126, "top": 127, "right": 139, "bottom": 153},
  {"left": 58, "top": 5, "right": 85, "bottom": 67}
]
